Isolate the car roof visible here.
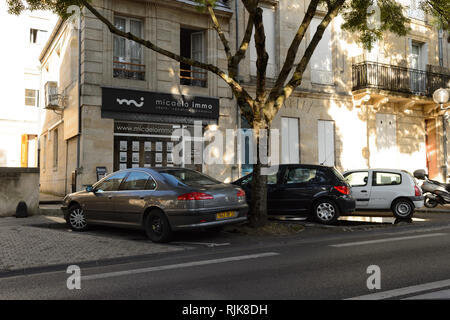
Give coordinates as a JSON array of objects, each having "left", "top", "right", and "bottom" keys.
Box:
[{"left": 344, "top": 168, "right": 407, "bottom": 174}]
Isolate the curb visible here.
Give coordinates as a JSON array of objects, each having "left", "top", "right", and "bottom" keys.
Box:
[
  {"left": 0, "top": 247, "right": 189, "bottom": 279},
  {"left": 416, "top": 209, "right": 450, "bottom": 213}
]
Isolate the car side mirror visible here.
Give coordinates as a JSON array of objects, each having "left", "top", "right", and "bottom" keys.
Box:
[{"left": 86, "top": 185, "right": 94, "bottom": 193}]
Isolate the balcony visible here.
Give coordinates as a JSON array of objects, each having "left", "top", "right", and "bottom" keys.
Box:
[
  {"left": 180, "top": 68, "right": 207, "bottom": 87},
  {"left": 352, "top": 61, "right": 450, "bottom": 98},
  {"left": 113, "top": 60, "right": 145, "bottom": 81}
]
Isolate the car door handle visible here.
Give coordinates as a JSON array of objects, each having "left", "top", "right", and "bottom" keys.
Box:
[
  {"left": 108, "top": 195, "right": 113, "bottom": 199},
  {"left": 361, "top": 190, "right": 368, "bottom": 193},
  {"left": 139, "top": 196, "right": 145, "bottom": 199}
]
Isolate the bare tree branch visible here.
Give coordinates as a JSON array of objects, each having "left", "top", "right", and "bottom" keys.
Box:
[
  {"left": 206, "top": 2, "right": 232, "bottom": 61},
  {"left": 267, "top": 0, "right": 321, "bottom": 104},
  {"left": 264, "top": 0, "right": 346, "bottom": 121},
  {"left": 253, "top": 6, "right": 268, "bottom": 104},
  {"left": 231, "top": 10, "right": 254, "bottom": 69}
]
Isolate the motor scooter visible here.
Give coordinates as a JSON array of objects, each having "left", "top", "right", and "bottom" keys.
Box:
[{"left": 413, "top": 169, "right": 450, "bottom": 208}]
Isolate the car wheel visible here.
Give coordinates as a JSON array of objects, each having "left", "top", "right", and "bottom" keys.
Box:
[
  {"left": 313, "top": 200, "right": 339, "bottom": 224},
  {"left": 144, "top": 210, "right": 172, "bottom": 243},
  {"left": 392, "top": 199, "right": 414, "bottom": 219},
  {"left": 67, "top": 204, "right": 88, "bottom": 231}
]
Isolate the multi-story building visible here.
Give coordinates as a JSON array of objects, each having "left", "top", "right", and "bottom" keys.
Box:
[
  {"left": 0, "top": 2, "right": 57, "bottom": 167},
  {"left": 38, "top": 0, "right": 450, "bottom": 196}
]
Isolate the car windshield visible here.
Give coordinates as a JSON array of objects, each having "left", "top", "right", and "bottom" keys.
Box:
[{"left": 159, "top": 169, "right": 220, "bottom": 186}]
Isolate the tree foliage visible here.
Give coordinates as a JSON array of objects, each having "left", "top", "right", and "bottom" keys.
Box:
[{"left": 421, "top": 0, "right": 450, "bottom": 36}]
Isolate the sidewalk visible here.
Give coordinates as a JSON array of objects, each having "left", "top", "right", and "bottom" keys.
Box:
[
  {"left": 0, "top": 215, "right": 185, "bottom": 275},
  {"left": 416, "top": 204, "right": 450, "bottom": 213}
]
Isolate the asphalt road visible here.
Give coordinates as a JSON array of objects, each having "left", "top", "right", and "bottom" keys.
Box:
[{"left": 1, "top": 214, "right": 450, "bottom": 300}]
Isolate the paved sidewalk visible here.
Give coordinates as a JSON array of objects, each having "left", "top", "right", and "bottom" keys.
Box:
[
  {"left": 0, "top": 216, "right": 185, "bottom": 274},
  {"left": 416, "top": 204, "right": 450, "bottom": 213}
]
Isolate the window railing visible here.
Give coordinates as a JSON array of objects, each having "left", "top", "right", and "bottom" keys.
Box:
[
  {"left": 113, "top": 60, "right": 145, "bottom": 80},
  {"left": 180, "top": 68, "right": 207, "bottom": 87},
  {"left": 352, "top": 61, "right": 450, "bottom": 97}
]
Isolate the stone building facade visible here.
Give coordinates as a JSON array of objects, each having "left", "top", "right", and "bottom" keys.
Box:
[{"left": 38, "top": 0, "right": 450, "bottom": 196}]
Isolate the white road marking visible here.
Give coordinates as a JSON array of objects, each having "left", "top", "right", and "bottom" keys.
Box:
[
  {"left": 403, "top": 289, "right": 450, "bottom": 299},
  {"left": 82, "top": 252, "right": 280, "bottom": 281},
  {"left": 330, "top": 233, "right": 447, "bottom": 248},
  {"left": 171, "top": 241, "right": 231, "bottom": 247},
  {"left": 347, "top": 279, "right": 450, "bottom": 300}
]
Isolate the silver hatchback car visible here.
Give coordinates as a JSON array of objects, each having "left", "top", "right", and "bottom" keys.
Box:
[{"left": 62, "top": 168, "right": 248, "bottom": 242}]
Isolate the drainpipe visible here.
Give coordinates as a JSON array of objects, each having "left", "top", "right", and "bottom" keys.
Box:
[
  {"left": 443, "top": 113, "right": 448, "bottom": 182},
  {"left": 234, "top": 0, "right": 240, "bottom": 179},
  {"left": 76, "top": 15, "right": 82, "bottom": 191},
  {"left": 438, "top": 29, "right": 443, "bottom": 67}
]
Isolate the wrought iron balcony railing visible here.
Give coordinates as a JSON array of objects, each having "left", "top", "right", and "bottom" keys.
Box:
[
  {"left": 113, "top": 60, "right": 145, "bottom": 81},
  {"left": 180, "top": 68, "right": 208, "bottom": 87},
  {"left": 352, "top": 61, "right": 450, "bottom": 97}
]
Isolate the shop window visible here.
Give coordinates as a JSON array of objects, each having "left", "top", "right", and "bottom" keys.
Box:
[
  {"left": 180, "top": 28, "right": 207, "bottom": 87},
  {"left": 113, "top": 16, "right": 145, "bottom": 80},
  {"left": 25, "top": 89, "right": 38, "bottom": 107}
]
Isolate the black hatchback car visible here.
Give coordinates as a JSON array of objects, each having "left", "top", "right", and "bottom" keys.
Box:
[{"left": 233, "top": 164, "right": 355, "bottom": 224}]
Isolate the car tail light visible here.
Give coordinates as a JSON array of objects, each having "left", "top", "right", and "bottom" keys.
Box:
[
  {"left": 237, "top": 189, "right": 246, "bottom": 199},
  {"left": 177, "top": 192, "right": 214, "bottom": 200},
  {"left": 414, "top": 185, "right": 422, "bottom": 196},
  {"left": 334, "top": 185, "right": 350, "bottom": 195}
]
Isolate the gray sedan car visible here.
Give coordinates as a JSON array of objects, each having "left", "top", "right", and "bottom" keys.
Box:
[{"left": 62, "top": 168, "right": 248, "bottom": 242}]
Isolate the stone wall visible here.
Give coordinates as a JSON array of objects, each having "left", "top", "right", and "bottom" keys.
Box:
[{"left": 0, "top": 167, "right": 39, "bottom": 217}]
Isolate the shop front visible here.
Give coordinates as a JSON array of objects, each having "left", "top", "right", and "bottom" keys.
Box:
[{"left": 102, "top": 87, "right": 220, "bottom": 173}]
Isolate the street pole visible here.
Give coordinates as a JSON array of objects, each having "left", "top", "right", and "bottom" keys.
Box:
[
  {"left": 434, "top": 88, "right": 450, "bottom": 182},
  {"left": 443, "top": 108, "right": 448, "bottom": 181}
]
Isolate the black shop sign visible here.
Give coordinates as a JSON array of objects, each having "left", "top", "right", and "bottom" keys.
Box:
[{"left": 102, "top": 87, "right": 219, "bottom": 119}]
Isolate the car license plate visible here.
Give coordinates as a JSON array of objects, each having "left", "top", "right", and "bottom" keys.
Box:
[{"left": 216, "top": 211, "right": 237, "bottom": 220}]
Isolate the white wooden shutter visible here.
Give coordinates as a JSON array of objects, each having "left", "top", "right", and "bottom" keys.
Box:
[
  {"left": 281, "top": 117, "right": 299, "bottom": 164},
  {"left": 318, "top": 120, "right": 335, "bottom": 166}
]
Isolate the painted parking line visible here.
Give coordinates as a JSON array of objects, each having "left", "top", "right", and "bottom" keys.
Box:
[
  {"left": 83, "top": 252, "right": 280, "bottom": 281},
  {"left": 171, "top": 241, "right": 231, "bottom": 247},
  {"left": 330, "top": 233, "right": 447, "bottom": 248},
  {"left": 347, "top": 278, "right": 450, "bottom": 300}
]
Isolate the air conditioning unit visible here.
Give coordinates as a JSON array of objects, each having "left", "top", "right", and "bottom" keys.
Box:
[{"left": 44, "top": 81, "right": 64, "bottom": 110}]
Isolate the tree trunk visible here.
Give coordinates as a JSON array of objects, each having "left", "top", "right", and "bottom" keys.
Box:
[{"left": 249, "top": 122, "right": 268, "bottom": 227}]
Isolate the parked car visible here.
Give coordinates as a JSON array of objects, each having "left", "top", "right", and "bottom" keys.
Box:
[
  {"left": 342, "top": 169, "right": 424, "bottom": 219},
  {"left": 62, "top": 168, "right": 248, "bottom": 243},
  {"left": 232, "top": 164, "right": 355, "bottom": 224}
]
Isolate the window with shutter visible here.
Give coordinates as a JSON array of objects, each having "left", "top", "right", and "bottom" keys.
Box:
[
  {"left": 180, "top": 28, "right": 207, "bottom": 87},
  {"left": 113, "top": 16, "right": 145, "bottom": 80}
]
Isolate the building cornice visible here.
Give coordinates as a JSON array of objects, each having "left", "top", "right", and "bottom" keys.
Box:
[{"left": 39, "top": 17, "right": 64, "bottom": 63}]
